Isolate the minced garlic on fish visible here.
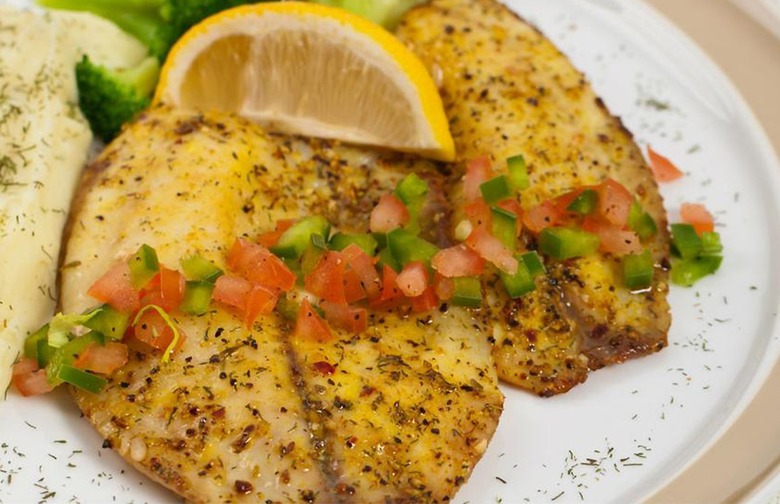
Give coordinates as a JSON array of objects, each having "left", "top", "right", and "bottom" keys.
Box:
[{"left": 0, "top": 6, "right": 147, "bottom": 394}]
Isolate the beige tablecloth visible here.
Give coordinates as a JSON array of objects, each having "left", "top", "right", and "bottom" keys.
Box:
[{"left": 645, "top": 1, "right": 780, "bottom": 502}]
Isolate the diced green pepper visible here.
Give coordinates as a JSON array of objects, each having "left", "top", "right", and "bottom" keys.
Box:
[
  {"left": 670, "top": 255, "right": 723, "bottom": 287},
  {"left": 128, "top": 244, "right": 159, "bottom": 288},
  {"left": 23, "top": 324, "right": 49, "bottom": 362},
  {"left": 57, "top": 365, "right": 107, "bottom": 394},
  {"left": 180, "top": 255, "right": 223, "bottom": 282},
  {"left": 181, "top": 281, "right": 214, "bottom": 316},
  {"left": 507, "top": 154, "right": 530, "bottom": 190},
  {"left": 700, "top": 231, "right": 723, "bottom": 255},
  {"left": 539, "top": 227, "right": 600, "bottom": 260},
  {"left": 451, "top": 277, "right": 482, "bottom": 308},
  {"left": 271, "top": 216, "right": 331, "bottom": 259},
  {"left": 36, "top": 339, "right": 55, "bottom": 369},
  {"left": 84, "top": 304, "right": 130, "bottom": 340},
  {"left": 671, "top": 223, "right": 702, "bottom": 260},
  {"left": 622, "top": 250, "right": 654, "bottom": 290},
  {"left": 301, "top": 234, "right": 328, "bottom": 275},
  {"left": 566, "top": 189, "right": 598, "bottom": 215},
  {"left": 372, "top": 232, "right": 387, "bottom": 249},
  {"left": 480, "top": 175, "right": 512, "bottom": 204},
  {"left": 521, "top": 252, "right": 546, "bottom": 277},
  {"left": 46, "top": 333, "right": 105, "bottom": 387},
  {"left": 276, "top": 295, "right": 299, "bottom": 322},
  {"left": 491, "top": 206, "right": 517, "bottom": 250},
  {"left": 386, "top": 228, "right": 440, "bottom": 267},
  {"left": 377, "top": 247, "right": 401, "bottom": 272},
  {"left": 500, "top": 257, "right": 536, "bottom": 298},
  {"left": 628, "top": 201, "right": 658, "bottom": 241},
  {"left": 329, "top": 232, "right": 378, "bottom": 256},
  {"left": 395, "top": 174, "right": 429, "bottom": 236}
]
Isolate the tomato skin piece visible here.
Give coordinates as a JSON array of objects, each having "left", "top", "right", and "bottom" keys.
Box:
[
  {"left": 466, "top": 226, "right": 519, "bottom": 275},
  {"left": 680, "top": 202, "right": 715, "bottom": 235},
  {"left": 159, "top": 267, "right": 186, "bottom": 313},
  {"left": 370, "top": 194, "right": 409, "bottom": 233},
  {"left": 341, "top": 244, "right": 381, "bottom": 300},
  {"left": 523, "top": 200, "right": 561, "bottom": 234},
  {"left": 74, "top": 342, "right": 129, "bottom": 375},
  {"left": 228, "top": 238, "right": 296, "bottom": 292},
  {"left": 431, "top": 244, "right": 485, "bottom": 278},
  {"left": 12, "top": 359, "right": 52, "bottom": 397},
  {"left": 257, "top": 219, "right": 295, "bottom": 248},
  {"left": 294, "top": 299, "right": 333, "bottom": 343},
  {"left": 464, "top": 198, "right": 492, "bottom": 228},
  {"left": 411, "top": 286, "right": 438, "bottom": 313},
  {"left": 321, "top": 301, "right": 368, "bottom": 334},
  {"left": 597, "top": 179, "right": 633, "bottom": 227},
  {"left": 464, "top": 156, "right": 492, "bottom": 201},
  {"left": 212, "top": 275, "right": 252, "bottom": 311},
  {"left": 647, "top": 146, "right": 684, "bottom": 182},
  {"left": 132, "top": 309, "right": 186, "bottom": 351},
  {"left": 582, "top": 218, "right": 642, "bottom": 255},
  {"left": 370, "top": 265, "right": 406, "bottom": 310},
  {"left": 88, "top": 262, "right": 140, "bottom": 314},
  {"left": 305, "top": 251, "right": 347, "bottom": 304},
  {"left": 396, "top": 261, "right": 429, "bottom": 298},
  {"left": 244, "top": 285, "right": 278, "bottom": 328}
]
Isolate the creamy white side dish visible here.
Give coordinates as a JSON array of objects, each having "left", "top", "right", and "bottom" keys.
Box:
[{"left": 0, "top": 6, "right": 147, "bottom": 393}]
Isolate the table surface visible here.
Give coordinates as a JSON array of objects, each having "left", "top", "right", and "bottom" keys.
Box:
[{"left": 643, "top": 1, "right": 780, "bottom": 502}]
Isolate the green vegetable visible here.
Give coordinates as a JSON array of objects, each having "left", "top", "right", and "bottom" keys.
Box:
[
  {"left": 500, "top": 256, "right": 536, "bottom": 298},
  {"left": 180, "top": 255, "right": 223, "bottom": 282},
  {"left": 308, "top": 0, "right": 425, "bottom": 29},
  {"left": 622, "top": 250, "right": 654, "bottom": 290},
  {"left": 181, "top": 281, "right": 214, "bottom": 315},
  {"left": 329, "top": 232, "right": 378, "bottom": 256},
  {"left": 386, "top": 228, "right": 439, "bottom": 267},
  {"left": 394, "top": 173, "right": 428, "bottom": 235},
  {"left": 566, "top": 189, "right": 598, "bottom": 215},
  {"left": 479, "top": 175, "right": 512, "bottom": 205},
  {"left": 671, "top": 255, "right": 723, "bottom": 287},
  {"left": 23, "top": 325, "right": 51, "bottom": 367},
  {"left": 46, "top": 333, "right": 105, "bottom": 387},
  {"left": 57, "top": 365, "right": 107, "bottom": 394},
  {"left": 507, "top": 154, "right": 529, "bottom": 190},
  {"left": 128, "top": 243, "right": 160, "bottom": 288},
  {"left": 670, "top": 223, "right": 702, "bottom": 260},
  {"left": 377, "top": 247, "right": 401, "bottom": 272},
  {"left": 271, "top": 216, "right": 331, "bottom": 259},
  {"left": 301, "top": 234, "right": 329, "bottom": 275},
  {"left": 521, "top": 251, "right": 546, "bottom": 277},
  {"left": 628, "top": 200, "right": 658, "bottom": 241},
  {"left": 539, "top": 227, "right": 600, "bottom": 260},
  {"left": 74, "top": 55, "right": 160, "bottom": 141},
  {"left": 451, "top": 277, "right": 482, "bottom": 308},
  {"left": 276, "top": 295, "right": 299, "bottom": 321},
  {"left": 701, "top": 231, "right": 723, "bottom": 255},
  {"left": 84, "top": 304, "right": 131, "bottom": 340},
  {"left": 48, "top": 311, "right": 99, "bottom": 348},
  {"left": 490, "top": 207, "right": 517, "bottom": 250}
]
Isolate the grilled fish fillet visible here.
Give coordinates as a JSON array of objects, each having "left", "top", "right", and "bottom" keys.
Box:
[
  {"left": 397, "top": 0, "right": 671, "bottom": 396},
  {"left": 60, "top": 107, "right": 502, "bottom": 502}
]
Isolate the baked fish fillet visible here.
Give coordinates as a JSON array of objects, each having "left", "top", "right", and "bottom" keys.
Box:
[
  {"left": 397, "top": 0, "right": 671, "bottom": 396},
  {"left": 60, "top": 107, "right": 502, "bottom": 502}
]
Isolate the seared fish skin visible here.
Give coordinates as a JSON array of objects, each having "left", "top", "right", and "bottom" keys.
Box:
[
  {"left": 60, "top": 107, "right": 502, "bottom": 502},
  {"left": 397, "top": 0, "right": 671, "bottom": 395}
]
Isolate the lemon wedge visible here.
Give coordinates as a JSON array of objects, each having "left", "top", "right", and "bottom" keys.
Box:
[{"left": 154, "top": 1, "right": 454, "bottom": 161}]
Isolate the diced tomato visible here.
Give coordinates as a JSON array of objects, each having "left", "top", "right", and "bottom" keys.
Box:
[
  {"left": 466, "top": 226, "right": 519, "bottom": 274},
  {"left": 464, "top": 156, "right": 492, "bottom": 201},
  {"left": 257, "top": 219, "right": 295, "bottom": 248},
  {"left": 523, "top": 200, "right": 562, "bottom": 234},
  {"left": 227, "top": 238, "right": 296, "bottom": 292},
  {"left": 74, "top": 342, "right": 128, "bottom": 375},
  {"left": 647, "top": 146, "right": 684, "bottom": 182},
  {"left": 305, "top": 251, "right": 347, "bottom": 304},
  {"left": 321, "top": 301, "right": 368, "bottom": 334},
  {"left": 87, "top": 262, "right": 140, "bottom": 313},
  {"left": 497, "top": 198, "right": 524, "bottom": 236},
  {"left": 464, "top": 198, "right": 492, "bottom": 228},
  {"left": 158, "top": 267, "right": 185, "bottom": 312},
  {"left": 341, "top": 244, "right": 381, "bottom": 300},
  {"left": 244, "top": 285, "right": 278, "bottom": 328},
  {"left": 370, "top": 194, "right": 409, "bottom": 233},
  {"left": 12, "top": 359, "right": 52, "bottom": 397},
  {"left": 343, "top": 269, "right": 367, "bottom": 304},
  {"left": 680, "top": 202, "right": 715, "bottom": 235},
  {"left": 431, "top": 244, "right": 485, "bottom": 278},
  {"left": 370, "top": 265, "right": 406, "bottom": 309},
  {"left": 293, "top": 299, "right": 332, "bottom": 343},
  {"left": 212, "top": 274, "right": 253, "bottom": 311},
  {"left": 597, "top": 179, "right": 633, "bottom": 227},
  {"left": 582, "top": 218, "right": 641, "bottom": 255},
  {"left": 396, "top": 261, "right": 429, "bottom": 298},
  {"left": 132, "top": 309, "right": 186, "bottom": 352},
  {"left": 411, "top": 286, "right": 438, "bottom": 313},
  {"left": 433, "top": 274, "right": 455, "bottom": 301}
]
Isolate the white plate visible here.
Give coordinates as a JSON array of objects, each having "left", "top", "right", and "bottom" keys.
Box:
[{"left": 2, "top": 1, "right": 780, "bottom": 503}]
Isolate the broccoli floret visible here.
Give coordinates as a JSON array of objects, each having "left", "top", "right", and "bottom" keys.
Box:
[
  {"left": 309, "top": 0, "right": 426, "bottom": 29},
  {"left": 75, "top": 55, "right": 160, "bottom": 141}
]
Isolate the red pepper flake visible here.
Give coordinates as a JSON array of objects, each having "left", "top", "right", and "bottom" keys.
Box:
[{"left": 312, "top": 361, "right": 336, "bottom": 376}]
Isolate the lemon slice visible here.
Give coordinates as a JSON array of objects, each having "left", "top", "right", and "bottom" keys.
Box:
[{"left": 154, "top": 2, "right": 454, "bottom": 161}]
